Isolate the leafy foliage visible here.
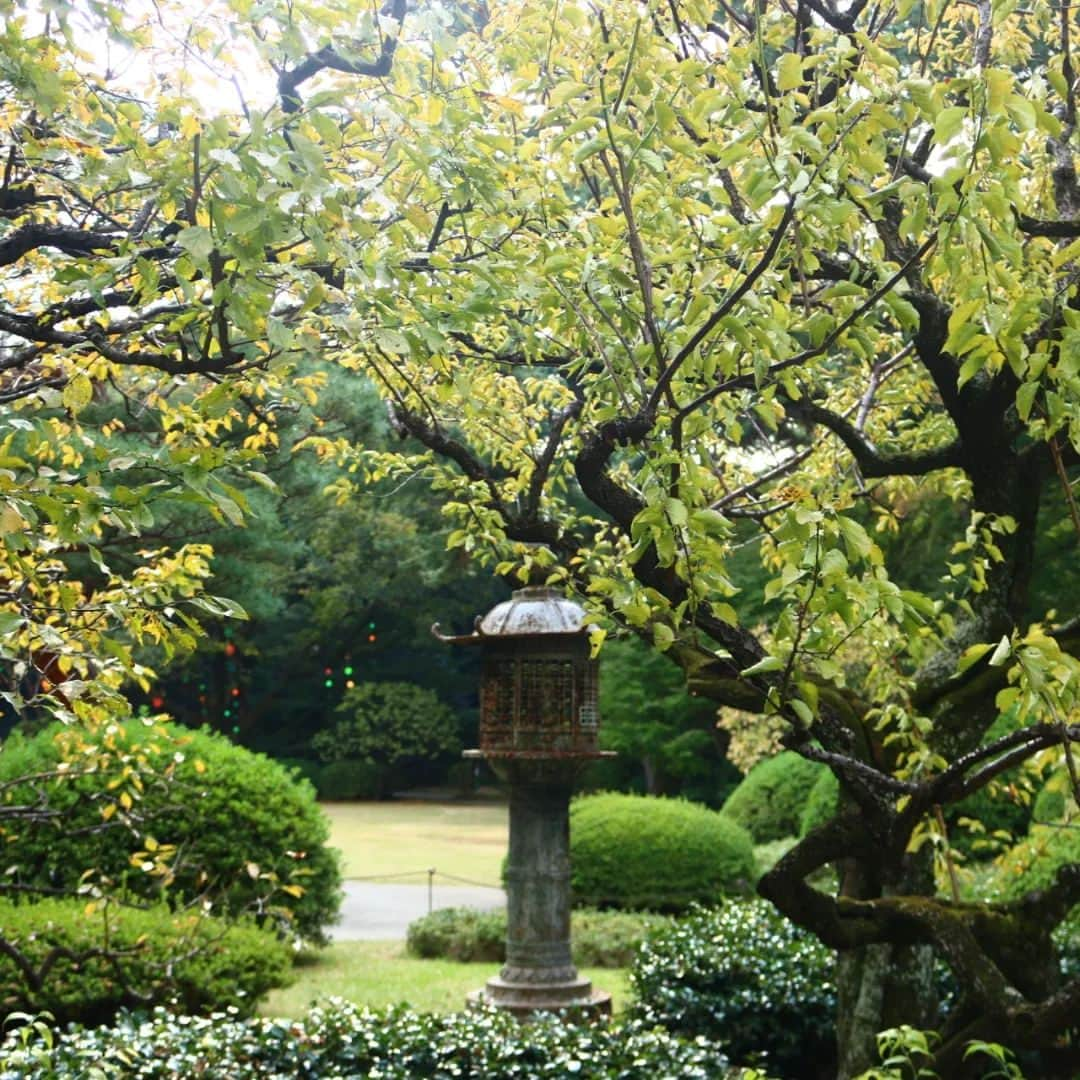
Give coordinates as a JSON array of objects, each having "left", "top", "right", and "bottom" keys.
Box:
[
  {"left": 630, "top": 902, "right": 837, "bottom": 1079},
  {"left": 2, "top": 0, "right": 1080, "bottom": 1069},
  {"left": 0, "top": 999, "right": 732, "bottom": 1079},
  {"left": 570, "top": 792, "right": 755, "bottom": 912},
  {"left": 312, "top": 681, "right": 462, "bottom": 796},
  {"left": 720, "top": 752, "right": 825, "bottom": 844},
  {"left": 405, "top": 906, "right": 673, "bottom": 968},
  {"left": 991, "top": 823, "right": 1080, "bottom": 901},
  {"left": 0, "top": 719, "right": 342, "bottom": 943},
  {"left": 0, "top": 897, "right": 291, "bottom": 1025},
  {"left": 596, "top": 637, "right": 739, "bottom": 806}
]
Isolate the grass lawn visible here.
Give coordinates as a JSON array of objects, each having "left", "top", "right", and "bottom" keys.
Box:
[
  {"left": 321, "top": 800, "right": 508, "bottom": 885},
  {"left": 262, "top": 941, "right": 630, "bottom": 1018}
]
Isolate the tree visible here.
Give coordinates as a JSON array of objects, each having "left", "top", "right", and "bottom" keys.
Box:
[
  {"left": 310, "top": 4, "right": 1080, "bottom": 1075},
  {"left": 2, "top": 0, "right": 1079, "bottom": 1074}
]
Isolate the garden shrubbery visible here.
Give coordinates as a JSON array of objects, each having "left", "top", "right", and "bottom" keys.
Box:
[
  {"left": 0, "top": 999, "right": 732, "bottom": 1080},
  {"left": 405, "top": 907, "right": 673, "bottom": 968},
  {"left": 0, "top": 897, "right": 291, "bottom": 1026},
  {"left": 799, "top": 768, "right": 839, "bottom": 837},
  {"left": 720, "top": 752, "right": 825, "bottom": 843},
  {"left": 315, "top": 758, "right": 382, "bottom": 800},
  {"left": 630, "top": 901, "right": 836, "bottom": 1079},
  {"left": 406, "top": 907, "right": 505, "bottom": 963},
  {"left": 570, "top": 793, "right": 755, "bottom": 911},
  {"left": 0, "top": 719, "right": 342, "bottom": 943}
]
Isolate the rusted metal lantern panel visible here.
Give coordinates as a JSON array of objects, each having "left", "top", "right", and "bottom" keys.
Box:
[{"left": 435, "top": 586, "right": 605, "bottom": 759}]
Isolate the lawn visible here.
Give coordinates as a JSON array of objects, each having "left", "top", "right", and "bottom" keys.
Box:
[
  {"left": 321, "top": 799, "right": 508, "bottom": 885},
  {"left": 262, "top": 940, "right": 630, "bottom": 1018}
]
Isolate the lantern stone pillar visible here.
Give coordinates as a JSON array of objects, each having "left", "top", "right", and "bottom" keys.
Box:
[{"left": 435, "top": 587, "right": 612, "bottom": 1018}]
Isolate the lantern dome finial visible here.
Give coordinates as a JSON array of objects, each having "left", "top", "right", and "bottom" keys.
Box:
[{"left": 477, "top": 586, "right": 589, "bottom": 638}]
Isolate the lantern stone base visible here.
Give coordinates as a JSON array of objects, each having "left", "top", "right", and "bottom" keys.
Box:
[{"left": 467, "top": 973, "right": 612, "bottom": 1019}]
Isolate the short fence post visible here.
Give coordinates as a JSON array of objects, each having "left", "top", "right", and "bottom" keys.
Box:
[{"left": 427, "top": 867, "right": 435, "bottom": 914}]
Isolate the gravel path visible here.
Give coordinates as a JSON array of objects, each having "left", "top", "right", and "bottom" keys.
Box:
[{"left": 332, "top": 881, "right": 506, "bottom": 941}]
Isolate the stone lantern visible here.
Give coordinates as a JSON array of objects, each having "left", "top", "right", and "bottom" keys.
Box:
[{"left": 434, "top": 585, "right": 612, "bottom": 1017}]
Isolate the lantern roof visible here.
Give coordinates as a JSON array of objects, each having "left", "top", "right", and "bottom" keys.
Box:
[{"left": 433, "top": 586, "right": 590, "bottom": 644}]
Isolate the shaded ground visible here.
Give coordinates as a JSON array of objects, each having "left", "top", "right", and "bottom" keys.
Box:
[{"left": 333, "top": 880, "right": 506, "bottom": 941}]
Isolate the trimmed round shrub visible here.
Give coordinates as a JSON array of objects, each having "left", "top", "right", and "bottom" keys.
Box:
[
  {"left": 316, "top": 759, "right": 381, "bottom": 800},
  {"left": 799, "top": 768, "right": 840, "bottom": 837},
  {"left": 720, "top": 751, "right": 825, "bottom": 843},
  {"left": 0, "top": 719, "right": 342, "bottom": 943},
  {"left": 405, "top": 907, "right": 674, "bottom": 968},
  {"left": 0, "top": 897, "right": 291, "bottom": 1026},
  {"left": 570, "top": 793, "right": 755, "bottom": 912},
  {"left": 0, "top": 999, "right": 732, "bottom": 1079},
  {"left": 630, "top": 901, "right": 836, "bottom": 1078}
]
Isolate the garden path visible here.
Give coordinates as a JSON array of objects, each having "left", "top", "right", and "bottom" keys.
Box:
[{"left": 332, "top": 881, "right": 506, "bottom": 940}]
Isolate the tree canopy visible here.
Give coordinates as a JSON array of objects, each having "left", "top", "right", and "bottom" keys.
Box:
[{"left": 1, "top": 0, "right": 1079, "bottom": 1073}]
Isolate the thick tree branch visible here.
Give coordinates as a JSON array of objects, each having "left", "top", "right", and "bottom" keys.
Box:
[{"left": 786, "top": 397, "right": 963, "bottom": 477}]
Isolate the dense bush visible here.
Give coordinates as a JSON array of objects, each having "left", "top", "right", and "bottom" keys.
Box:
[
  {"left": 0, "top": 897, "right": 291, "bottom": 1026},
  {"left": 406, "top": 907, "right": 505, "bottom": 963},
  {"left": 406, "top": 907, "right": 674, "bottom": 968},
  {"left": 0, "top": 720, "right": 342, "bottom": 943},
  {"left": 799, "top": 769, "right": 840, "bottom": 837},
  {"left": 720, "top": 752, "right": 825, "bottom": 843},
  {"left": 316, "top": 758, "right": 382, "bottom": 800},
  {"left": 630, "top": 901, "right": 837, "bottom": 1079},
  {"left": 0, "top": 999, "right": 732, "bottom": 1079},
  {"left": 570, "top": 793, "right": 755, "bottom": 912}
]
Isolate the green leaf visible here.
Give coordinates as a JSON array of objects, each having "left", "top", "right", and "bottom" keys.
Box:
[
  {"left": 776, "top": 53, "right": 804, "bottom": 92},
  {"left": 740, "top": 655, "right": 785, "bottom": 677},
  {"left": 653, "top": 623, "right": 675, "bottom": 650},
  {"left": 934, "top": 106, "right": 966, "bottom": 144},
  {"left": 988, "top": 635, "right": 1012, "bottom": 667},
  {"left": 175, "top": 226, "right": 215, "bottom": 261}
]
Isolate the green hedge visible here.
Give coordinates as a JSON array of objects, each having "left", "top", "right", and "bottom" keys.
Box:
[
  {"left": 570, "top": 793, "right": 755, "bottom": 912},
  {"left": 405, "top": 907, "right": 674, "bottom": 968},
  {"left": 799, "top": 768, "right": 840, "bottom": 837},
  {"left": 720, "top": 752, "right": 825, "bottom": 843},
  {"left": 316, "top": 758, "right": 382, "bottom": 800},
  {"left": 630, "top": 901, "right": 836, "bottom": 1079},
  {"left": 0, "top": 999, "right": 732, "bottom": 1079},
  {"left": 0, "top": 897, "right": 291, "bottom": 1026},
  {"left": 0, "top": 720, "right": 342, "bottom": 943}
]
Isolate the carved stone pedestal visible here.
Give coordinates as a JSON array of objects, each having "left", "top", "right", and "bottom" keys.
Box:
[{"left": 467, "top": 768, "right": 611, "bottom": 1019}]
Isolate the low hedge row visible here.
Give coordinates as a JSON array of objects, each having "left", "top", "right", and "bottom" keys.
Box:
[
  {"left": 570, "top": 793, "right": 755, "bottom": 911},
  {"left": 405, "top": 907, "right": 674, "bottom": 968},
  {"left": 0, "top": 999, "right": 733, "bottom": 1079},
  {"left": 0, "top": 897, "right": 291, "bottom": 1026}
]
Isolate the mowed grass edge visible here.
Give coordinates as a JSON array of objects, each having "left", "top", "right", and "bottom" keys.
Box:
[
  {"left": 321, "top": 799, "right": 508, "bottom": 884},
  {"left": 262, "top": 940, "right": 630, "bottom": 1018}
]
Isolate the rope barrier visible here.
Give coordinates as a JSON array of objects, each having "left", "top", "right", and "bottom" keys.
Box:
[
  {"left": 342, "top": 868, "right": 504, "bottom": 912},
  {"left": 345, "top": 868, "right": 502, "bottom": 889}
]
